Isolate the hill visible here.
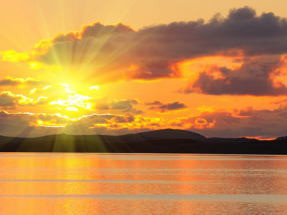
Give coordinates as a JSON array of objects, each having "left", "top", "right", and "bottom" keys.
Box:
[{"left": 0, "top": 129, "right": 286, "bottom": 154}]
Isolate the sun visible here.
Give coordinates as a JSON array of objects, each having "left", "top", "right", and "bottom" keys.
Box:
[{"left": 41, "top": 81, "right": 100, "bottom": 118}]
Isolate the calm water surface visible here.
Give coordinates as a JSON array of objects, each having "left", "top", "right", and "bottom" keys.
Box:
[{"left": 0, "top": 153, "right": 287, "bottom": 214}]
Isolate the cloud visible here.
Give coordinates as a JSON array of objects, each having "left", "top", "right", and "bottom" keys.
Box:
[
  {"left": 0, "top": 111, "right": 70, "bottom": 137},
  {"left": 29, "top": 84, "right": 143, "bottom": 113},
  {"left": 1, "top": 50, "right": 30, "bottom": 62},
  {"left": 170, "top": 106, "right": 287, "bottom": 138},
  {"left": 93, "top": 98, "right": 143, "bottom": 114},
  {"left": 179, "top": 56, "right": 287, "bottom": 96},
  {"left": 65, "top": 113, "right": 165, "bottom": 136},
  {"left": 235, "top": 106, "right": 254, "bottom": 117},
  {"left": 1, "top": 104, "right": 287, "bottom": 138},
  {"left": 93, "top": 97, "right": 110, "bottom": 110},
  {"left": 29, "top": 84, "right": 95, "bottom": 111},
  {"left": 110, "top": 99, "right": 137, "bottom": 110},
  {"left": 112, "top": 114, "right": 135, "bottom": 123},
  {"left": 0, "top": 92, "right": 19, "bottom": 108},
  {"left": 54, "top": 105, "right": 287, "bottom": 138},
  {"left": 30, "top": 83, "right": 74, "bottom": 96},
  {"left": 50, "top": 94, "right": 91, "bottom": 110},
  {"left": 0, "top": 124, "right": 64, "bottom": 138},
  {"left": 147, "top": 101, "right": 188, "bottom": 113},
  {"left": 6, "top": 7, "right": 287, "bottom": 86},
  {"left": 36, "top": 113, "right": 69, "bottom": 125},
  {"left": 110, "top": 99, "right": 143, "bottom": 114},
  {"left": 72, "top": 113, "right": 116, "bottom": 126},
  {"left": 0, "top": 111, "right": 69, "bottom": 127},
  {"left": 0, "top": 77, "right": 46, "bottom": 88},
  {"left": 52, "top": 22, "right": 134, "bottom": 43},
  {"left": 0, "top": 110, "right": 152, "bottom": 137},
  {"left": 270, "top": 98, "right": 287, "bottom": 105},
  {"left": 0, "top": 91, "right": 48, "bottom": 109},
  {"left": 145, "top": 101, "right": 163, "bottom": 105}
]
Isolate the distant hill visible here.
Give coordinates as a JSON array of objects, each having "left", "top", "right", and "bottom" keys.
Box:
[
  {"left": 276, "top": 136, "right": 287, "bottom": 141},
  {"left": 120, "top": 129, "right": 206, "bottom": 143},
  {"left": 202, "top": 137, "right": 259, "bottom": 144},
  {"left": 0, "top": 129, "right": 286, "bottom": 154},
  {"left": 136, "top": 129, "right": 206, "bottom": 139}
]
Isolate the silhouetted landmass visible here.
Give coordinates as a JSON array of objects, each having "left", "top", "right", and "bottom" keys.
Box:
[
  {"left": 276, "top": 136, "right": 287, "bottom": 141},
  {"left": 127, "top": 129, "right": 207, "bottom": 140},
  {"left": 0, "top": 129, "right": 286, "bottom": 154}
]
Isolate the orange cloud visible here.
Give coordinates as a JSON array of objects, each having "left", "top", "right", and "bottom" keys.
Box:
[
  {"left": 179, "top": 56, "right": 287, "bottom": 96},
  {"left": 270, "top": 98, "right": 287, "bottom": 105}
]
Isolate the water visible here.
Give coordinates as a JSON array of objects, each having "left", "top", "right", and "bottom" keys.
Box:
[{"left": 0, "top": 153, "right": 287, "bottom": 215}]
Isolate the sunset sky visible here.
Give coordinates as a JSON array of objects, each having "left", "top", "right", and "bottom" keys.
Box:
[{"left": 1, "top": 0, "right": 287, "bottom": 139}]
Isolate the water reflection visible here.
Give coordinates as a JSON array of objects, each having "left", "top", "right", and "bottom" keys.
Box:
[{"left": 0, "top": 153, "right": 287, "bottom": 214}]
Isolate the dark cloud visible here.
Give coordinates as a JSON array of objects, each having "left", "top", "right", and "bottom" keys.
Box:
[
  {"left": 0, "top": 111, "right": 69, "bottom": 126},
  {"left": 37, "top": 113, "right": 69, "bottom": 124},
  {"left": 72, "top": 113, "right": 116, "bottom": 126},
  {"left": 149, "top": 101, "right": 187, "bottom": 113},
  {"left": 31, "top": 6, "right": 287, "bottom": 87},
  {"left": 94, "top": 98, "right": 143, "bottom": 114},
  {"left": 110, "top": 99, "right": 137, "bottom": 110},
  {"left": 236, "top": 106, "right": 254, "bottom": 117},
  {"left": 0, "top": 91, "right": 49, "bottom": 109},
  {"left": 52, "top": 22, "right": 134, "bottom": 43},
  {"left": 113, "top": 114, "right": 135, "bottom": 123},
  {"left": 0, "top": 111, "right": 36, "bottom": 126},
  {"left": 64, "top": 124, "right": 108, "bottom": 136},
  {"left": 71, "top": 113, "right": 135, "bottom": 126},
  {"left": 0, "top": 92, "right": 18, "bottom": 108},
  {"left": 0, "top": 124, "right": 64, "bottom": 137},
  {"left": 179, "top": 57, "right": 287, "bottom": 96}
]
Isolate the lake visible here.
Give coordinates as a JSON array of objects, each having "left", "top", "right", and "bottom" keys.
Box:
[{"left": 0, "top": 153, "right": 287, "bottom": 214}]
